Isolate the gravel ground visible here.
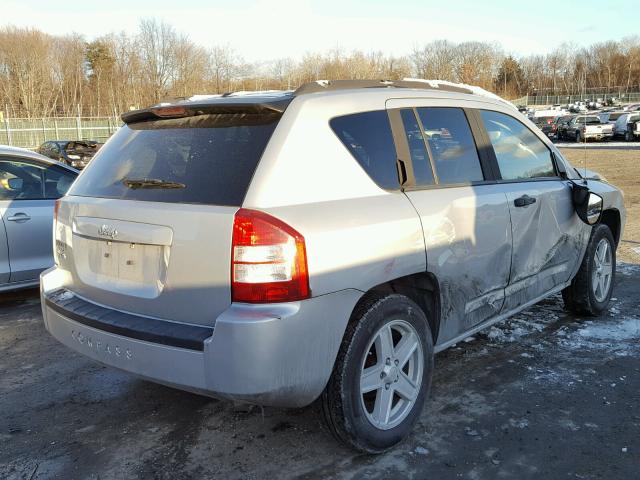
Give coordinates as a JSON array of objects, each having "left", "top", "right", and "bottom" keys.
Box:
[{"left": 0, "top": 148, "right": 639, "bottom": 480}]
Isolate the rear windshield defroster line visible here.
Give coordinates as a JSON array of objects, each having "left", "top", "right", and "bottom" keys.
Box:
[{"left": 69, "top": 112, "right": 282, "bottom": 206}]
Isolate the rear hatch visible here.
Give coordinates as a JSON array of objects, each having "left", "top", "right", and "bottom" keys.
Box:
[
  {"left": 55, "top": 99, "right": 287, "bottom": 326},
  {"left": 578, "top": 116, "right": 611, "bottom": 135}
]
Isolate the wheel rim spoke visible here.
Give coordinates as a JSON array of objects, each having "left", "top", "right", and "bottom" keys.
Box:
[
  {"left": 373, "top": 384, "right": 394, "bottom": 425},
  {"left": 360, "top": 365, "right": 384, "bottom": 394},
  {"left": 375, "top": 325, "right": 394, "bottom": 360},
  {"left": 393, "top": 332, "right": 418, "bottom": 367},
  {"left": 394, "top": 372, "right": 418, "bottom": 401}
]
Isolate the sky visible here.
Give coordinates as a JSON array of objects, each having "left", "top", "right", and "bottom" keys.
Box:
[{"left": 2, "top": 0, "right": 639, "bottom": 62}]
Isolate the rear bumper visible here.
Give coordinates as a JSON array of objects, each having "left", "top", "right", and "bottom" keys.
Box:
[
  {"left": 41, "top": 267, "right": 362, "bottom": 407},
  {"left": 584, "top": 132, "right": 613, "bottom": 140}
]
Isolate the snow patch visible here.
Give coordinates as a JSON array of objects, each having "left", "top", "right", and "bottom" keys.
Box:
[
  {"left": 618, "top": 262, "right": 640, "bottom": 276},
  {"left": 403, "top": 78, "right": 517, "bottom": 111},
  {"left": 557, "top": 317, "right": 640, "bottom": 354},
  {"left": 51, "top": 290, "right": 74, "bottom": 302},
  {"left": 576, "top": 318, "right": 640, "bottom": 341}
]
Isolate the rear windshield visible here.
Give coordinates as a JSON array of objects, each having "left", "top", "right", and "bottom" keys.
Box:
[
  {"left": 69, "top": 112, "right": 280, "bottom": 206},
  {"left": 576, "top": 117, "right": 601, "bottom": 125}
]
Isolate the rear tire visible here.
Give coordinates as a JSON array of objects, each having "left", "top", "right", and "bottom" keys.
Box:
[
  {"left": 321, "top": 294, "right": 433, "bottom": 453},
  {"left": 562, "top": 224, "right": 615, "bottom": 316}
]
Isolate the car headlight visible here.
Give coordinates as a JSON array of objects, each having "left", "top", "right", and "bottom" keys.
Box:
[{"left": 67, "top": 154, "right": 81, "bottom": 160}]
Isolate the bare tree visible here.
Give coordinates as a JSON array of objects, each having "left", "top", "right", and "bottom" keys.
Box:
[
  {"left": 137, "top": 18, "right": 178, "bottom": 103},
  {"left": 3, "top": 21, "right": 640, "bottom": 116}
]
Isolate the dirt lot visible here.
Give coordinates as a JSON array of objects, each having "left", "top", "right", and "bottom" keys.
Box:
[
  {"left": 560, "top": 147, "right": 640, "bottom": 264},
  {"left": 1, "top": 149, "right": 639, "bottom": 479}
]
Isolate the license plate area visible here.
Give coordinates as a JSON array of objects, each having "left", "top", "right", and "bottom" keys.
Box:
[{"left": 72, "top": 235, "right": 169, "bottom": 298}]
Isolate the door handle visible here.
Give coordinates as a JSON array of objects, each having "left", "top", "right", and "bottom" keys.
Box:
[
  {"left": 514, "top": 195, "right": 537, "bottom": 207},
  {"left": 6, "top": 213, "right": 31, "bottom": 222}
]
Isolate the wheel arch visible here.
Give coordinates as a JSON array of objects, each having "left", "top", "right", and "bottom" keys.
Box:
[
  {"left": 351, "top": 272, "right": 442, "bottom": 345},
  {"left": 600, "top": 208, "right": 621, "bottom": 247}
]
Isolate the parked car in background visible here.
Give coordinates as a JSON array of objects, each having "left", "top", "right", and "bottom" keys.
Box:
[
  {"left": 533, "top": 116, "right": 555, "bottom": 137},
  {"left": 0, "top": 145, "right": 78, "bottom": 291},
  {"left": 533, "top": 116, "right": 556, "bottom": 137},
  {"left": 598, "top": 111, "right": 626, "bottom": 125},
  {"left": 565, "top": 115, "right": 613, "bottom": 142},
  {"left": 552, "top": 115, "right": 575, "bottom": 140},
  {"left": 623, "top": 103, "right": 640, "bottom": 112},
  {"left": 37, "top": 140, "right": 102, "bottom": 169},
  {"left": 613, "top": 112, "right": 640, "bottom": 140}
]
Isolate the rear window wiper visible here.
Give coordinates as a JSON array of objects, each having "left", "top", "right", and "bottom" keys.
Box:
[{"left": 123, "top": 178, "right": 186, "bottom": 189}]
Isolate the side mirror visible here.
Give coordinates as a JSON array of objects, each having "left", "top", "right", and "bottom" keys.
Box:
[
  {"left": 572, "top": 182, "right": 603, "bottom": 225},
  {"left": 7, "top": 178, "right": 23, "bottom": 191}
]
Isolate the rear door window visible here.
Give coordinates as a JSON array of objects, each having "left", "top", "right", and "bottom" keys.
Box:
[
  {"left": 69, "top": 112, "right": 281, "bottom": 206},
  {"left": 416, "top": 107, "right": 484, "bottom": 184},
  {"left": 480, "top": 110, "right": 556, "bottom": 180},
  {"left": 330, "top": 110, "right": 399, "bottom": 190}
]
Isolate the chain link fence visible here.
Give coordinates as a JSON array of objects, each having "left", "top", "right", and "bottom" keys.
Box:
[
  {"left": 512, "top": 92, "right": 640, "bottom": 107},
  {"left": 0, "top": 116, "right": 121, "bottom": 149}
]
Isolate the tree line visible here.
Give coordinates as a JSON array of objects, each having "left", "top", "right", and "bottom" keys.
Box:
[{"left": 1, "top": 20, "right": 639, "bottom": 117}]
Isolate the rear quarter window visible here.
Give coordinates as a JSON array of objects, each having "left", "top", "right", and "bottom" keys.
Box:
[
  {"left": 68, "top": 112, "right": 280, "bottom": 206},
  {"left": 330, "top": 110, "right": 399, "bottom": 190}
]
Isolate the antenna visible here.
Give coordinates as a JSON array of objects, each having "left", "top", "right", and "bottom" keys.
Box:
[{"left": 582, "top": 92, "right": 588, "bottom": 181}]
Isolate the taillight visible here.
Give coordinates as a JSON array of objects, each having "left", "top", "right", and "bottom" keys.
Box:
[
  {"left": 231, "top": 209, "right": 310, "bottom": 303},
  {"left": 53, "top": 199, "right": 62, "bottom": 265}
]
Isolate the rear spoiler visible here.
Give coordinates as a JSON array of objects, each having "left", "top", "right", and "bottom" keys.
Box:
[{"left": 121, "top": 99, "right": 291, "bottom": 124}]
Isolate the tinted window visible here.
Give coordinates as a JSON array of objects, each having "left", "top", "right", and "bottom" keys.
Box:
[
  {"left": 330, "top": 110, "right": 399, "bottom": 189},
  {"left": 480, "top": 110, "right": 556, "bottom": 180},
  {"left": 69, "top": 113, "right": 280, "bottom": 206},
  {"left": 416, "top": 107, "right": 484, "bottom": 184},
  {"left": 0, "top": 160, "right": 44, "bottom": 200},
  {"left": 44, "top": 167, "right": 76, "bottom": 198},
  {"left": 399, "top": 109, "right": 434, "bottom": 186}
]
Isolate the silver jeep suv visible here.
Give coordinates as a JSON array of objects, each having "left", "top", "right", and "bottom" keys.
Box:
[{"left": 41, "top": 80, "right": 625, "bottom": 452}]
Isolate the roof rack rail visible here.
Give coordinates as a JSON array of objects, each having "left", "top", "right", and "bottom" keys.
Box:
[{"left": 293, "top": 79, "right": 474, "bottom": 96}]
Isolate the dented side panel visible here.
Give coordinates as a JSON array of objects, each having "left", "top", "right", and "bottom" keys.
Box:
[
  {"left": 502, "top": 180, "right": 589, "bottom": 312},
  {"left": 405, "top": 185, "right": 512, "bottom": 344}
]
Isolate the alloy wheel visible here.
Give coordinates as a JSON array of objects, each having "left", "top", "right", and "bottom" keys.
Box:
[{"left": 359, "top": 320, "right": 424, "bottom": 430}]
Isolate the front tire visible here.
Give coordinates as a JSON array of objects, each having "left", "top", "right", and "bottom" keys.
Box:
[
  {"left": 321, "top": 294, "right": 433, "bottom": 453},
  {"left": 562, "top": 224, "right": 616, "bottom": 316}
]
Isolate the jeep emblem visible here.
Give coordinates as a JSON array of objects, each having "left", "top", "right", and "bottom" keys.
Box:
[{"left": 98, "top": 224, "right": 118, "bottom": 239}]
